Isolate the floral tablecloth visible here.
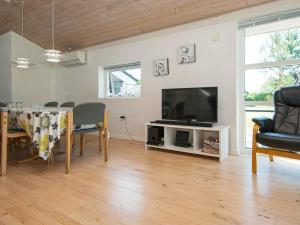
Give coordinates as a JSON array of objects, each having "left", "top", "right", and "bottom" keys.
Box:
[{"left": 8, "top": 108, "right": 68, "bottom": 160}]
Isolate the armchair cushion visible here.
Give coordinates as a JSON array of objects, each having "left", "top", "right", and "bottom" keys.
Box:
[
  {"left": 252, "top": 117, "right": 274, "bottom": 133},
  {"left": 256, "top": 132, "right": 300, "bottom": 152},
  {"left": 273, "top": 88, "right": 300, "bottom": 135}
]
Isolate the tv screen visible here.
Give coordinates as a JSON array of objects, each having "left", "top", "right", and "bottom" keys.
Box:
[{"left": 162, "top": 87, "right": 218, "bottom": 122}]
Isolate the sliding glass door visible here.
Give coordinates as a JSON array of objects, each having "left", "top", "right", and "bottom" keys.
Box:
[{"left": 243, "top": 18, "right": 300, "bottom": 150}]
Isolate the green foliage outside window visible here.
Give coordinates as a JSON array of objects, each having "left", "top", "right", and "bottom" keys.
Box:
[{"left": 245, "top": 29, "right": 300, "bottom": 101}]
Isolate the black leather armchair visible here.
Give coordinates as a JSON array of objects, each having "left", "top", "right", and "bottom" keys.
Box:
[{"left": 252, "top": 86, "right": 300, "bottom": 174}]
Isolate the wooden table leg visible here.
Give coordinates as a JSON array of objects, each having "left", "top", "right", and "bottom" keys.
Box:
[
  {"left": 1, "top": 112, "right": 8, "bottom": 176},
  {"left": 65, "top": 111, "right": 73, "bottom": 174}
]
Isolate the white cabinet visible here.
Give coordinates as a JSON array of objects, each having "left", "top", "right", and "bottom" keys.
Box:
[{"left": 145, "top": 123, "right": 229, "bottom": 162}]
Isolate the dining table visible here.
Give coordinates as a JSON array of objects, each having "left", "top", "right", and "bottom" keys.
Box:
[{"left": 0, "top": 106, "right": 73, "bottom": 176}]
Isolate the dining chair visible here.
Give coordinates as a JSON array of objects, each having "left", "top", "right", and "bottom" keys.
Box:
[
  {"left": 73, "top": 103, "right": 108, "bottom": 161},
  {"left": 60, "top": 102, "right": 75, "bottom": 108},
  {"left": 0, "top": 112, "right": 31, "bottom": 162},
  {"left": 44, "top": 101, "right": 58, "bottom": 107},
  {"left": 7, "top": 131, "right": 30, "bottom": 151}
]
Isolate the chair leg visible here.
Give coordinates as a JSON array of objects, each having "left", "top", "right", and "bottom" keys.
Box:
[
  {"left": 70, "top": 134, "right": 74, "bottom": 149},
  {"left": 252, "top": 149, "right": 257, "bottom": 174},
  {"left": 99, "top": 129, "right": 102, "bottom": 152},
  {"left": 73, "top": 134, "right": 76, "bottom": 147},
  {"left": 269, "top": 154, "right": 274, "bottom": 162},
  {"left": 80, "top": 134, "right": 84, "bottom": 156},
  {"left": 56, "top": 139, "right": 61, "bottom": 148},
  {"left": 48, "top": 151, "right": 54, "bottom": 164},
  {"left": 8, "top": 139, "right": 13, "bottom": 152},
  {"left": 252, "top": 124, "right": 259, "bottom": 174},
  {"left": 16, "top": 138, "right": 21, "bottom": 150},
  {"left": 104, "top": 129, "right": 108, "bottom": 161},
  {"left": 30, "top": 147, "right": 35, "bottom": 157}
]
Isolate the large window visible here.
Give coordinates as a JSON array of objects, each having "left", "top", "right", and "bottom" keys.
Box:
[
  {"left": 243, "top": 18, "right": 300, "bottom": 149},
  {"left": 104, "top": 62, "right": 141, "bottom": 98}
]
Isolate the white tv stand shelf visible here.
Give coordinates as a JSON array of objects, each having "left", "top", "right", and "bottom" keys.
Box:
[{"left": 145, "top": 123, "right": 229, "bottom": 162}]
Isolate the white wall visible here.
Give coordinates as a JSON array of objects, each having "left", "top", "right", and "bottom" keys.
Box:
[
  {"left": 10, "top": 32, "right": 56, "bottom": 106},
  {"left": 0, "top": 32, "right": 12, "bottom": 103},
  {"left": 56, "top": 21, "right": 238, "bottom": 153},
  {"left": 55, "top": 0, "right": 300, "bottom": 155},
  {"left": 0, "top": 31, "right": 56, "bottom": 106}
]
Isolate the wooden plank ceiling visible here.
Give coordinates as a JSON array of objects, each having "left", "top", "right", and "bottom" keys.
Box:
[{"left": 0, "top": 0, "right": 274, "bottom": 51}]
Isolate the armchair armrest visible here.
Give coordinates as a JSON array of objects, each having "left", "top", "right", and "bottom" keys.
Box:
[{"left": 252, "top": 116, "right": 274, "bottom": 133}]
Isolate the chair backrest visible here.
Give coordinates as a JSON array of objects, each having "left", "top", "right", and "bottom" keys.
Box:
[
  {"left": 73, "top": 102, "right": 106, "bottom": 125},
  {"left": 0, "top": 102, "right": 6, "bottom": 107},
  {"left": 44, "top": 101, "right": 58, "bottom": 107},
  {"left": 273, "top": 86, "right": 300, "bottom": 135},
  {"left": 60, "top": 102, "right": 75, "bottom": 108}
]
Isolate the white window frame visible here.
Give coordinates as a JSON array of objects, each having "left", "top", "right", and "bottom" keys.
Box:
[
  {"left": 103, "top": 62, "right": 141, "bottom": 99},
  {"left": 243, "top": 31, "right": 300, "bottom": 108},
  {"left": 238, "top": 12, "right": 300, "bottom": 153}
]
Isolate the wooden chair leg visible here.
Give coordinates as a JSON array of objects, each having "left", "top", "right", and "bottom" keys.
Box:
[
  {"left": 104, "top": 129, "right": 108, "bottom": 161},
  {"left": 99, "top": 129, "right": 102, "bottom": 152},
  {"left": 16, "top": 138, "right": 21, "bottom": 150},
  {"left": 252, "top": 148, "right": 257, "bottom": 174},
  {"left": 70, "top": 134, "right": 74, "bottom": 149},
  {"left": 56, "top": 139, "right": 61, "bottom": 148},
  {"left": 80, "top": 134, "right": 84, "bottom": 156},
  {"left": 269, "top": 154, "right": 274, "bottom": 162},
  {"left": 48, "top": 151, "right": 54, "bottom": 164},
  {"left": 252, "top": 124, "right": 259, "bottom": 174},
  {"left": 8, "top": 139, "right": 13, "bottom": 152},
  {"left": 72, "top": 134, "right": 75, "bottom": 147},
  {"left": 30, "top": 147, "right": 35, "bottom": 156},
  {"left": 26, "top": 138, "right": 35, "bottom": 156}
]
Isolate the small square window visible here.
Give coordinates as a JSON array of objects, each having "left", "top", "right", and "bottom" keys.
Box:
[{"left": 104, "top": 63, "right": 141, "bottom": 98}]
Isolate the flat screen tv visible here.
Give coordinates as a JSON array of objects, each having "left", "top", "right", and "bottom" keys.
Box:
[{"left": 162, "top": 87, "right": 218, "bottom": 123}]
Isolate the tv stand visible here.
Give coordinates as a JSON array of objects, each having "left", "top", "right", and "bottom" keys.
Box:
[
  {"left": 145, "top": 122, "right": 229, "bottom": 162},
  {"left": 152, "top": 120, "right": 213, "bottom": 127}
]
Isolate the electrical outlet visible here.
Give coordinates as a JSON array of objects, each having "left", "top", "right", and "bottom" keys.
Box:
[{"left": 120, "top": 116, "right": 126, "bottom": 119}]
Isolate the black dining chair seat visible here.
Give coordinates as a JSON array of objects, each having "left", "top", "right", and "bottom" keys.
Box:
[{"left": 256, "top": 132, "right": 300, "bottom": 152}]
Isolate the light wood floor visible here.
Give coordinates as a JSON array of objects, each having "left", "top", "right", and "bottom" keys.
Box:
[{"left": 0, "top": 136, "right": 300, "bottom": 225}]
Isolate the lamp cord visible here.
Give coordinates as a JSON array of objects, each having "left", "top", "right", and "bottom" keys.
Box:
[
  {"left": 51, "top": 0, "right": 55, "bottom": 49},
  {"left": 51, "top": 0, "right": 55, "bottom": 50},
  {"left": 21, "top": 0, "right": 24, "bottom": 56}
]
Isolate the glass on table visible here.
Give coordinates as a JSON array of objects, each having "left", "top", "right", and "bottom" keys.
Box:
[
  {"left": 7, "top": 102, "right": 16, "bottom": 109},
  {"left": 16, "top": 102, "right": 23, "bottom": 109}
]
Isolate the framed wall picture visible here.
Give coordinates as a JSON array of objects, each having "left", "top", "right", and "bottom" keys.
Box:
[
  {"left": 177, "top": 44, "right": 196, "bottom": 64},
  {"left": 153, "top": 58, "right": 169, "bottom": 76}
]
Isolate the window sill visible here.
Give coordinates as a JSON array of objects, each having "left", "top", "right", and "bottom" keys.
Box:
[{"left": 100, "top": 96, "right": 141, "bottom": 99}]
